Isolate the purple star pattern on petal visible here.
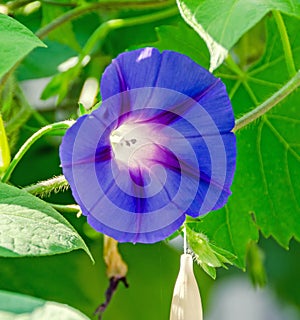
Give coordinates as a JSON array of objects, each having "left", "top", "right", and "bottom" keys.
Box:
[{"left": 59, "top": 48, "right": 236, "bottom": 243}]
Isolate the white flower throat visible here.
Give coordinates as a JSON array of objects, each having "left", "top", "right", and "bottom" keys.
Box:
[{"left": 109, "top": 122, "right": 157, "bottom": 168}]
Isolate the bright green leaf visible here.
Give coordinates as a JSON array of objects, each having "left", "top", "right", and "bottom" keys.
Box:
[
  {"left": 224, "top": 14, "right": 300, "bottom": 247},
  {"left": 188, "top": 203, "right": 258, "bottom": 270},
  {"left": 0, "top": 14, "right": 46, "bottom": 79},
  {"left": 0, "top": 182, "right": 93, "bottom": 260},
  {"left": 186, "top": 224, "right": 237, "bottom": 278},
  {"left": 193, "top": 14, "right": 300, "bottom": 270},
  {"left": 177, "top": 0, "right": 300, "bottom": 69},
  {"left": 0, "top": 290, "right": 90, "bottom": 320}
]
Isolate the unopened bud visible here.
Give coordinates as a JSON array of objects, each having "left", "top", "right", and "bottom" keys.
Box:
[{"left": 170, "top": 254, "right": 203, "bottom": 320}]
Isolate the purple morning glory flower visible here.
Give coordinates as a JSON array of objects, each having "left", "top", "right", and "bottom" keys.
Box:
[{"left": 59, "top": 48, "right": 236, "bottom": 244}]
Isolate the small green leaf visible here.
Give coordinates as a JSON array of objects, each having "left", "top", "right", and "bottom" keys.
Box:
[
  {"left": 186, "top": 224, "right": 237, "bottom": 278},
  {"left": 0, "top": 15, "right": 46, "bottom": 79},
  {"left": 177, "top": 0, "right": 300, "bottom": 69},
  {"left": 0, "top": 182, "right": 93, "bottom": 260},
  {"left": 0, "top": 290, "right": 90, "bottom": 320}
]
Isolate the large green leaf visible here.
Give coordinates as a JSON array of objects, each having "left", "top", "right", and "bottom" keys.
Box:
[
  {"left": 0, "top": 15, "right": 45, "bottom": 79},
  {"left": 0, "top": 182, "right": 93, "bottom": 259},
  {"left": 177, "top": 0, "right": 300, "bottom": 69},
  {"left": 188, "top": 13, "right": 300, "bottom": 269},
  {"left": 0, "top": 290, "right": 90, "bottom": 320}
]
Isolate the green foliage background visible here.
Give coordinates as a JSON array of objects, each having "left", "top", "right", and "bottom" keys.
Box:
[{"left": 0, "top": 0, "right": 300, "bottom": 319}]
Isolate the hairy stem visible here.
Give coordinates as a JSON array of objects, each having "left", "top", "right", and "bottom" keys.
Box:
[
  {"left": 36, "top": 1, "right": 176, "bottom": 39},
  {"left": 22, "top": 175, "right": 69, "bottom": 197},
  {"left": 1, "top": 121, "right": 73, "bottom": 183},
  {"left": 234, "top": 70, "right": 300, "bottom": 131},
  {"left": 273, "top": 10, "right": 296, "bottom": 77}
]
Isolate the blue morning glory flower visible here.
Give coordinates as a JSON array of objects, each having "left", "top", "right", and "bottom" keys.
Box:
[{"left": 59, "top": 48, "right": 236, "bottom": 244}]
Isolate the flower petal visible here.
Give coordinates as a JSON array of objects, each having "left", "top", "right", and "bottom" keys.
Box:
[
  {"left": 101, "top": 48, "right": 234, "bottom": 132},
  {"left": 60, "top": 49, "right": 236, "bottom": 243}
]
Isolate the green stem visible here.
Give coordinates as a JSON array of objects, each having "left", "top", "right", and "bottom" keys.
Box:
[
  {"left": 1, "top": 121, "right": 73, "bottom": 183},
  {"left": 23, "top": 175, "right": 69, "bottom": 197},
  {"left": 52, "top": 6, "right": 178, "bottom": 82},
  {"left": 35, "top": 1, "right": 176, "bottom": 39},
  {"left": 234, "top": 70, "right": 300, "bottom": 132},
  {"left": 79, "top": 6, "right": 178, "bottom": 63},
  {"left": 273, "top": 10, "right": 296, "bottom": 77}
]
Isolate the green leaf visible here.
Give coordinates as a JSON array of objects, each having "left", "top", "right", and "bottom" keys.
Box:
[
  {"left": 17, "top": 40, "right": 76, "bottom": 81},
  {"left": 177, "top": 0, "right": 300, "bottom": 69},
  {"left": 0, "top": 182, "right": 93, "bottom": 260},
  {"left": 188, "top": 203, "right": 258, "bottom": 269},
  {"left": 42, "top": 4, "right": 81, "bottom": 52},
  {"left": 0, "top": 15, "right": 46, "bottom": 79},
  {"left": 142, "top": 22, "right": 209, "bottom": 69},
  {"left": 186, "top": 224, "right": 237, "bottom": 278},
  {"left": 227, "top": 14, "right": 300, "bottom": 247},
  {"left": 0, "top": 290, "right": 90, "bottom": 320},
  {"left": 192, "top": 13, "right": 300, "bottom": 270}
]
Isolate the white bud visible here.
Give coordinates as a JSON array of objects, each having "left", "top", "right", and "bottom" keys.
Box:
[{"left": 170, "top": 254, "right": 203, "bottom": 320}]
